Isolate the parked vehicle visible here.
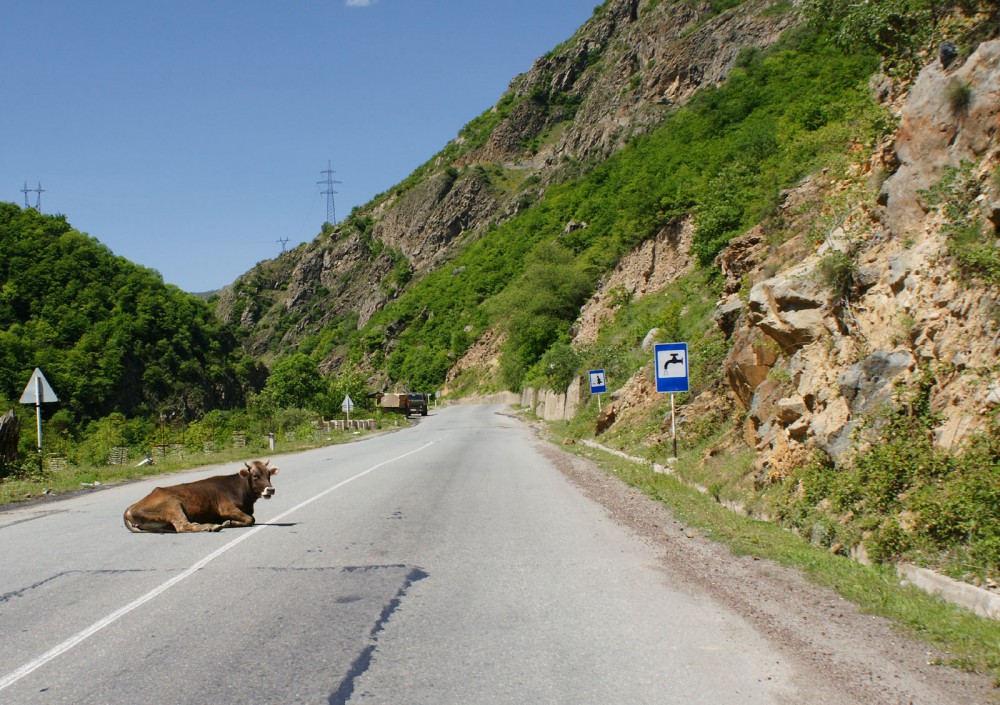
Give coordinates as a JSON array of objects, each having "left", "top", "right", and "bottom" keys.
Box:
[
  {"left": 379, "top": 392, "right": 410, "bottom": 414},
  {"left": 407, "top": 393, "right": 428, "bottom": 416}
]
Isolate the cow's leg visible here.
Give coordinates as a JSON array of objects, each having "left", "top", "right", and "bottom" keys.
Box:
[
  {"left": 219, "top": 509, "right": 255, "bottom": 529},
  {"left": 162, "top": 502, "right": 225, "bottom": 532}
]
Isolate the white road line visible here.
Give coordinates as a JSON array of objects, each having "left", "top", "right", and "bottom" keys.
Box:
[{"left": 0, "top": 441, "right": 435, "bottom": 693}]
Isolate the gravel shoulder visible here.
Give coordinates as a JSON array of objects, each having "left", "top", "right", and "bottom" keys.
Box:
[{"left": 535, "top": 434, "right": 999, "bottom": 705}]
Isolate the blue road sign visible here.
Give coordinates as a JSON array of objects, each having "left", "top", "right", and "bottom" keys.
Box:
[
  {"left": 654, "top": 343, "right": 689, "bottom": 393},
  {"left": 588, "top": 369, "right": 607, "bottom": 394}
]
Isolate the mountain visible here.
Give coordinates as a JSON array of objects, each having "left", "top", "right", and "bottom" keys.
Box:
[{"left": 211, "top": 0, "right": 799, "bottom": 374}]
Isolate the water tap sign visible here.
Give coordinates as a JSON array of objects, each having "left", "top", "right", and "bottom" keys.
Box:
[
  {"left": 589, "top": 369, "right": 607, "bottom": 394},
  {"left": 654, "top": 343, "right": 689, "bottom": 393}
]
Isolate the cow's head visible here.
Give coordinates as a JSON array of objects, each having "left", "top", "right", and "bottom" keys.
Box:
[{"left": 241, "top": 459, "right": 278, "bottom": 499}]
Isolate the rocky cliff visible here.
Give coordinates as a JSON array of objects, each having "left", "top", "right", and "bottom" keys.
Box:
[
  {"left": 727, "top": 38, "right": 999, "bottom": 479},
  {"left": 585, "top": 37, "right": 999, "bottom": 485}
]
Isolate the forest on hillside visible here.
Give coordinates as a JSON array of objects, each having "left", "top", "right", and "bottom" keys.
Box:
[{"left": 0, "top": 204, "right": 274, "bottom": 468}]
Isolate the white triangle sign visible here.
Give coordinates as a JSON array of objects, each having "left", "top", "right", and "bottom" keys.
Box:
[{"left": 20, "top": 368, "right": 58, "bottom": 404}]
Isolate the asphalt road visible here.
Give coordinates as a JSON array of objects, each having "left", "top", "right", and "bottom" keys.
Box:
[{"left": 1, "top": 404, "right": 807, "bottom": 704}]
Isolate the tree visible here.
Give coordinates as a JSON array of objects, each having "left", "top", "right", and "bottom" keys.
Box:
[
  {"left": 260, "top": 353, "right": 323, "bottom": 410},
  {"left": 319, "top": 361, "right": 372, "bottom": 417},
  {"left": 493, "top": 242, "right": 594, "bottom": 390}
]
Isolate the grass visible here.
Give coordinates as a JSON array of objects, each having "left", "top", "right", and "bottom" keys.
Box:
[
  {"left": 0, "top": 423, "right": 395, "bottom": 506},
  {"left": 553, "top": 436, "right": 1000, "bottom": 686}
]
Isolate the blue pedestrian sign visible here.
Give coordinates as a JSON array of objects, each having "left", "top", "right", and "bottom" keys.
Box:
[
  {"left": 654, "top": 343, "right": 689, "bottom": 393},
  {"left": 588, "top": 369, "right": 607, "bottom": 394}
]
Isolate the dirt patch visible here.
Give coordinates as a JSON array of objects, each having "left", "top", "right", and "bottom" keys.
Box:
[{"left": 534, "top": 435, "right": 998, "bottom": 705}]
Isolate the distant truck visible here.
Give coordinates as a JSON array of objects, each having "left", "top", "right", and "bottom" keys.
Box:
[
  {"left": 407, "top": 393, "right": 428, "bottom": 417},
  {"left": 379, "top": 392, "right": 409, "bottom": 414}
]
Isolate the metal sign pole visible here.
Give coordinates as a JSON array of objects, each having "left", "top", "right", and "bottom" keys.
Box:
[
  {"left": 35, "top": 376, "right": 43, "bottom": 470},
  {"left": 671, "top": 393, "right": 677, "bottom": 459}
]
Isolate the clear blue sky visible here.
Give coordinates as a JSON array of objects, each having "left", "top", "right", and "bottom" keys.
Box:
[{"left": 1, "top": 0, "right": 600, "bottom": 293}]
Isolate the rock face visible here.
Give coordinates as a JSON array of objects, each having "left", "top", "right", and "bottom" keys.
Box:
[
  {"left": 881, "top": 38, "right": 1000, "bottom": 236},
  {"left": 719, "top": 39, "right": 1000, "bottom": 478},
  {"left": 572, "top": 216, "right": 695, "bottom": 347},
  {"left": 589, "top": 39, "right": 1000, "bottom": 479}
]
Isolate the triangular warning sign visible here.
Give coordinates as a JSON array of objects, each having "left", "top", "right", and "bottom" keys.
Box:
[{"left": 20, "top": 368, "right": 58, "bottom": 404}]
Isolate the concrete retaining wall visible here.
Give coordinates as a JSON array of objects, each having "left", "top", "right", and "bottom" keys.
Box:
[
  {"left": 321, "top": 419, "right": 379, "bottom": 431},
  {"left": 521, "top": 377, "right": 583, "bottom": 422}
]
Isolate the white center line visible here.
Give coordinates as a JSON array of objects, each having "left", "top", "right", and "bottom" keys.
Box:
[{"left": 0, "top": 441, "right": 434, "bottom": 693}]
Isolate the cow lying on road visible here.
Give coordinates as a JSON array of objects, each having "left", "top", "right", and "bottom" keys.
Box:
[{"left": 123, "top": 460, "right": 278, "bottom": 533}]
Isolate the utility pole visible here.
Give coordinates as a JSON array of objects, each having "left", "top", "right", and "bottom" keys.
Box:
[
  {"left": 277, "top": 237, "right": 290, "bottom": 254},
  {"left": 318, "top": 160, "right": 341, "bottom": 226}
]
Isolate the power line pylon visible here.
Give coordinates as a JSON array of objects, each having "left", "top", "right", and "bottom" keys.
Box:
[
  {"left": 21, "top": 182, "right": 44, "bottom": 211},
  {"left": 318, "top": 160, "right": 341, "bottom": 225}
]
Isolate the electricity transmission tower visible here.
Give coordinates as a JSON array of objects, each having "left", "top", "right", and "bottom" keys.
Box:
[
  {"left": 21, "top": 182, "right": 44, "bottom": 211},
  {"left": 277, "top": 237, "right": 290, "bottom": 254},
  {"left": 318, "top": 160, "right": 341, "bottom": 225}
]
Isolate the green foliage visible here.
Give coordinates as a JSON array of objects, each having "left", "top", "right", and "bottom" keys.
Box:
[
  {"left": 383, "top": 248, "right": 413, "bottom": 293},
  {"left": 0, "top": 204, "right": 263, "bottom": 433},
  {"left": 318, "top": 360, "right": 372, "bottom": 418},
  {"left": 817, "top": 249, "right": 857, "bottom": 300},
  {"left": 801, "top": 0, "right": 937, "bottom": 76},
  {"left": 768, "top": 376, "right": 1000, "bottom": 583},
  {"left": 921, "top": 161, "right": 1000, "bottom": 286},
  {"left": 492, "top": 242, "right": 595, "bottom": 390},
  {"left": 524, "top": 338, "right": 581, "bottom": 392},
  {"left": 946, "top": 79, "right": 974, "bottom": 114},
  {"left": 257, "top": 353, "right": 324, "bottom": 411}
]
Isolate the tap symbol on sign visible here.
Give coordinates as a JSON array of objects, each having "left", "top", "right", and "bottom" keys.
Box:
[{"left": 663, "top": 353, "right": 683, "bottom": 373}]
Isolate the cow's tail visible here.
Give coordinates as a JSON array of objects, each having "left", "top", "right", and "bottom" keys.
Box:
[{"left": 123, "top": 507, "right": 144, "bottom": 533}]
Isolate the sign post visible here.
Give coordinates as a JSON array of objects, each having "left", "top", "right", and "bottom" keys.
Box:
[
  {"left": 341, "top": 395, "right": 354, "bottom": 423},
  {"left": 588, "top": 369, "right": 607, "bottom": 411},
  {"left": 19, "top": 368, "right": 58, "bottom": 471},
  {"left": 653, "top": 343, "right": 689, "bottom": 458}
]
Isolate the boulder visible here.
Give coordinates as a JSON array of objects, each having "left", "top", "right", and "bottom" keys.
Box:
[
  {"left": 595, "top": 407, "right": 617, "bottom": 435},
  {"left": 747, "top": 275, "right": 832, "bottom": 354}
]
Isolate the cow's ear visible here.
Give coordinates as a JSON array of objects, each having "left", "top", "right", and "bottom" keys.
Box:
[
  {"left": 239, "top": 462, "right": 251, "bottom": 477},
  {"left": 269, "top": 466, "right": 279, "bottom": 476}
]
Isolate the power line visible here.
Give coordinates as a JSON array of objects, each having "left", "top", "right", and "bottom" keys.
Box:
[{"left": 318, "top": 160, "right": 341, "bottom": 225}]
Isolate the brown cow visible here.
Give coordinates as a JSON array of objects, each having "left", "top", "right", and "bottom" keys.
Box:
[{"left": 123, "top": 460, "right": 278, "bottom": 533}]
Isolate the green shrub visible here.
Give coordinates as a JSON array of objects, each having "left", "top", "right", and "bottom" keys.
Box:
[
  {"left": 922, "top": 161, "right": 1000, "bottom": 286},
  {"left": 947, "top": 79, "right": 974, "bottom": 114},
  {"left": 817, "top": 250, "right": 857, "bottom": 300}
]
